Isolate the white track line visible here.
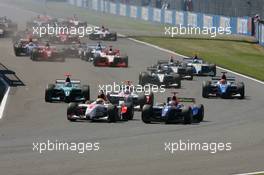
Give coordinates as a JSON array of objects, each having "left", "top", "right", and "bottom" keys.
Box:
[
  {"left": 0, "top": 79, "right": 10, "bottom": 119},
  {"left": 233, "top": 170, "right": 264, "bottom": 175},
  {"left": 127, "top": 37, "right": 264, "bottom": 85}
]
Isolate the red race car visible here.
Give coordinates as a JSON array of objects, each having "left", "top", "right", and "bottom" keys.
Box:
[
  {"left": 93, "top": 46, "right": 128, "bottom": 67},
  {"left": 30, "top": 45, "right": 65, "bottom": 62}
]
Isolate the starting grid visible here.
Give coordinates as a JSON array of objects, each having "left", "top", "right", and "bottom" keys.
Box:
[{"left": 68, "top": 0, "right": 264, "bottom": 46}]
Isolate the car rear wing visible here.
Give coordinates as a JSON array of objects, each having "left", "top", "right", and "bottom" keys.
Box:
[
  {"left": 157, "top": 60, "right": 169, "bottom": 64},
  {"left": 178, "top": 97, "right": 196, "bottom": 103},
  {"left": 55, "top": 79, "right": 81, "bottom": 84},
  {"left": 87, "top": 45, "right": 106, "bottom": 49},
  {"left": 183, "top": 57, "right": 203, "bottom": 63},
  {"left": 212, "top": 77, "right": 236, "bottom": 81}
]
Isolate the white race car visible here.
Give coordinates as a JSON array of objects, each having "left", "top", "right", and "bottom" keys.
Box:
[{"left": 67, "top": 98, "right": 134, "bottom": 122}]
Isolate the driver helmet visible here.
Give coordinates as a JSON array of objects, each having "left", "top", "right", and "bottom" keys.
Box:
[
  {"left": 96, "top": 98, "right": 104, "bottom": 104},
  {"left": 170, "top": 95, "right": 178, "bottom": 106}
]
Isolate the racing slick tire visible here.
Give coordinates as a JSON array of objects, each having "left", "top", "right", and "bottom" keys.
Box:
[
  {"left": 186, "top": 67, "right": 194, "bottom": 80},
  {"left": 209, "top": 64, "right": 217, "bottom": 77},
  {"left": 138, "top": 94, "right": 146, "bottom": 109},
  {"left": 196, "top": 104, "right": 204, "bottom": 122},
  {"left": 112, "top": 33, "right": 117, "bottom": 41},
  {"left": 165, "top": 109, "right": 174, "bottom": 124},
  {"left": 139, "top": 72, "right": 150, "bottom": 86},
  {"left": 30, "top": 50, "right": 38, "bottom": 61},
  {"left": 202, "top": 81, "right": 210, "bottom": 98},
  {"left": 142, "top": 104, "right": 152, "bottom": 124},
  {"left": 81, "top": 85, "right": 90, "bottom": 102},
  {"left": 182, "top": 107, "right": 193, "bottom": 124},
  {"left": 67, "top": 102, "right": 78, "bottom": 122},
  {"left": 237, "top": 82, "right": 245, "bottom": 99},
  {"left": 172, "top": 73, "right": 181, "bottom": 88},
  {"left": 123, "top": 56, "right": 128, "bottom": 67},
  {"left": 14, "top": 47, "right": 21, "bottom": 56},
  {"left": 45, "top": 84, "right": 55, "bottom": 102},
  {"left": 107, "top": 104, "right": 118, "bottom": 123}
]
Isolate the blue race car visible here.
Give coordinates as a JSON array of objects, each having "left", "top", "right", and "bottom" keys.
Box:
[
  {"left": 45, "top": 75, "right": 90, "bottom": 103},
  {"left": 202, "top": 72, "right": 245, "bottom": 99},
  {"left": 141, "top": 94, "right": 204, "bottom": 124}
]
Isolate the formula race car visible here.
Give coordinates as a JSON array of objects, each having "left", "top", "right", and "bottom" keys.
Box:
[
  {"left": 183, "top": 57, "right": 216, "bottom": 76},
  {"left": 13, "top": 38, "right": 38, "bottom": 56},
  {"left": 67, "top": 98, "right": 134, "bottom": 122},
  {"left": 79, "top": 43, "right": 106, "bottom": 61},
  {"left": 0, "top": 23, "right": 5, "bottom": 37},
  {"left": 0, "top": 16, "right": 18, "bottom": 37},
  {"left": 202, "top": 72, "right": 245, "bottom": 99},
  {"left": 89, "top": 26, "right": 117, "bottom": 41},
  {"left": 141, "top": 93, "right": 204, "bottom": 124},
  {"left": 60, "top": 43, "right": 85, "bottom": 58},
  {"left": 139, "top": 67, "right": 181, "bottom": 88},
  {"left": 45, "top": 75, "right": 90, "bottom": 103},
  {"left": 47, "top": 33, "right": 80, "bottom": 44},
  {"left": 30, "top": 45, "right": 65, "bottom": 61},
  {"left": 106, "top": 82, "right": 154, "bottom": 111},
  {"left": 93, "top": 46, "right": 128, "bottom": 67},
  {"left": 156, "top": 59, "right": 194, "bottom": 80}
]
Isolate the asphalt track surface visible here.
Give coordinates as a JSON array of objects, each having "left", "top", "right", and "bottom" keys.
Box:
[{"left": 0, "top": 3, "right": 264, "bottom": 175}]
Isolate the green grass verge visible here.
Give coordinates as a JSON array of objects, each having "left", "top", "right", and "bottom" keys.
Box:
[{"left": 134, "top": 36, "right": 264, "bottom": 81}]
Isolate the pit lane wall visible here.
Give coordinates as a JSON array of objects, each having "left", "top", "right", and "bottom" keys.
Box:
[{"left": 68, "top": 0, "right": 264, "bottom": 46}]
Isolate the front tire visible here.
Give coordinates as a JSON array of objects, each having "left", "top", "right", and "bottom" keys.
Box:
[
  {"left": 45, "top": 84, "right": 55, "bottom": 102},
  {"left": 67, "top": 103, "right": 78, "bottom": 122}
]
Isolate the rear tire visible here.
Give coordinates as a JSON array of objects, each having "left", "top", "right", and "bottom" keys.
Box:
[
  {"left": 186, "top": 67, "right": 193, "bottom": 80},
  {"left": 107, "top": 105, "right": 117, "bottom": 123},
  {"left": 82, "top": 85, "right": 90, "bottom": 101},
  {"left": 182, "top": 107, "right": 193, "bottom": 124},
  {"left": 237, "top": 82, "right": 245, "bottom": 99},
  {"left": 196, "top": 104, "right": 204, "bottom": 122},
  {"left": 141, "top": 105, "right": 152, "bottom": 124},
  {"left": 172, "top": 73, "right": 181, "bottom": 88},
  {"left": 202, "top": 81, "right": 210, "bottom": 98}
]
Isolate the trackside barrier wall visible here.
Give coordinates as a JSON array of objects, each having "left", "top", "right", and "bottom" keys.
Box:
[
  {"left": 68, "top": 0, "right": 264, "bottom": 46},
  {"left": 259, "top": 23, "right": 264, "bottom": 46}
]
